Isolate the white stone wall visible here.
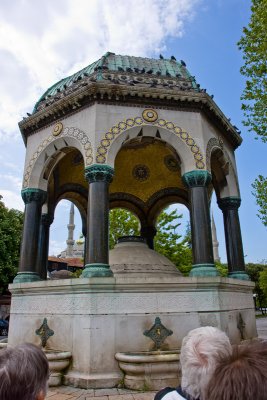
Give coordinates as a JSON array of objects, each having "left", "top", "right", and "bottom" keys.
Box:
[
  {"left": 8, "top": 277, "right": 256, "bottom": 388},
  {"left": 22, "top": 103, "right": 237, "bottom": 191}
]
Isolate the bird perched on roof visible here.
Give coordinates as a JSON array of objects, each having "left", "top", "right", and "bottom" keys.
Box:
[
  {"left": 159, "top": 54, "right": 164, "bottom": 59},
  {"left": 171, "top": 55, "right": 176, "bottom": 61},
  {"left": 180, "top": 60, "right": 186, "bottom": 66}
]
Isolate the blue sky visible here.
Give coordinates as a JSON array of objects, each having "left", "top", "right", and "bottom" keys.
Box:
[{"left": 0, "top": 0, "right": 265, "bottom": 262}]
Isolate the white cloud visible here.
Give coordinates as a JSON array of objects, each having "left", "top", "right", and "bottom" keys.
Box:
[
  {"left": 49, "top": 240, "right": 66, "bottom": 257},
  {"left": 0, "top": 0, "right": 200, "bottom": 140},
  {"left": 0, "top": 174, "right": 22, "bottom": 190},
  {"left": 0, "top": 190, "right": 24, "bottom": 211}
]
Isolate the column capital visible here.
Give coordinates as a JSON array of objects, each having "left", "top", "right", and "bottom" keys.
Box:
[
  {"left": 182, "top": 170, "right": 212, "bottom": 188},
  {"left": 218, "top": 196, "right": 241, "bottom": 211},
  {"left": 41, "top": 213, "right": 54, "bottom": 226},
  {"left": 85, "top": 164, "right": 114, "bottom": 184},
  {"left": 21, "top": 188, "right": 47, "bottom": 205}
]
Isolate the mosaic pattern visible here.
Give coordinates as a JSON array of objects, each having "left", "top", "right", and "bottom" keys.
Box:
[
  {"left": 142, "top": 109, "right": 158, "bottom": 122},
  {"left": 96, "top": 111, "right": 205, "bottom": 169},
  {"left": 23, "top": 126, "right": 93, "bottom": 188},
  {"left": 132, "top": 164, "right": 150, "bottom": 181},
  {"left": 164, "top": 155, "right": 180, "bottom": 171},
  {"left": 143, "top": 317, "right": 173, "bottom": 350},
  {"left": 53, "top": 122, "right": 63, "bottom": 136}
]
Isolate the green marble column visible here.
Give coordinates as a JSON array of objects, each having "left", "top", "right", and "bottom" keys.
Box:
[
  {"left": 182, "top": 170, "right": 219, "bottom": 277},
  {"left": 14, "top": 188, "right": 47, "bottom": 283},
  {"left": 218, "top": 197, "right": 249, "bottom": 280},
  {"left": 37, "top": 213, "right": 53, "bottom": 280},
  {"left": 82, "top": 164, "right": 114, "bottom": 278}
]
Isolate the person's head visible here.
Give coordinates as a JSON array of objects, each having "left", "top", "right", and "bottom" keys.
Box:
[
  {"left": 0, "top": 343, "right": 49, "bottom": 400},
  {"left": 180, "top": 326, "right": 232, "bottom": 399},
  {"left": 205, "top": 340, "right": 267, "bottom": 400}
]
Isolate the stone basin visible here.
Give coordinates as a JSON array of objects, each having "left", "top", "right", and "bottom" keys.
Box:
[
  {"left": 44, "top": 349, "right": 72, "bottom": 387},
  {"left": 115, "top": 350, "right": 180, "bottom": 390}
]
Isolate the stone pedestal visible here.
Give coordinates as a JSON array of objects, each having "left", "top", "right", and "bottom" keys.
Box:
[{"left": 8, "top": 276, "right": 256, "bottom": 389}]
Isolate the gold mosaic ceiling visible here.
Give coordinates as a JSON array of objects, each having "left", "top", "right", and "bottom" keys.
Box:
[
  {"left": 49, "top": 140, "right": 184, "bottom": 205},
  {"left": 110, "top": 138, "right": 183, "bottom": 203}
]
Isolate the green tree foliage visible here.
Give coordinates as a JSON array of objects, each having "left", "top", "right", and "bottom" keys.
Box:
[
  {"left": 109, "top": 208, "right": 139, "bottom": 249},
  {"left": 252, "top": 175, "right": 267, "bottom": 226},
  {"left": 154, "top": 209, "right": 192, "bottom": 275},
  {"left": 215, "top": 261, "right": 228, "bottom": 277},
  {"left": 259, "top": 268, "right": 267, "bottom": 312},
  {"left": 0, "top": 196, "right": 24, "bottom": 294},
  {"left": 238, "top": 0, "right": 267, "bottom": 140},
  {"left": 238, "top": 0, "right": 267, "bottom": 227},
  {"left": 246, "top": 262, "right": 267, "bottom": 311}
]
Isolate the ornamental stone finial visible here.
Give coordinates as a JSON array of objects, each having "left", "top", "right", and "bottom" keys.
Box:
[
  {"left": 21, "top": 188, "right": 47, "bottom": 205},
  {"left": 85, "top": 164, "right": 114, "bottom": 184},
  {"left": 182, "top": 170, "right": 212, "bottom": 188},
  {"left": 218, "top": 196, "right": 241, "bottom": 211}
]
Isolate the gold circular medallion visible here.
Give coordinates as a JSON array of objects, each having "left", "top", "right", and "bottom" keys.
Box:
[
  {"left": 142, "top": 109, "right": 158, "bottom": 122},
  {"left": 53, "top": 122, "right": 63, "bottom": 136}
]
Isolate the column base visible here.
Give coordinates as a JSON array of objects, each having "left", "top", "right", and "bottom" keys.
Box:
[
  {"left": 228, "top": 271, "right": 250, "bottom": 280},
  {"left": 189, "top": 263, "right": 219, "bottom": 277},
  {"left": 13, "top": 272, "right": 41, "bottom": 283},
  {"left": 81, "top": 263, "right": 114, "bottom": 278}
]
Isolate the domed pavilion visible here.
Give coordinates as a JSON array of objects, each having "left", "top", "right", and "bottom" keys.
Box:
[{"left": 9, "top": 53, "right": 256, "bottom": 389}]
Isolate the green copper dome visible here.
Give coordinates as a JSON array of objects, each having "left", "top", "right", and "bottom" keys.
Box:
[{"left": 33, "top": 52, "right": 198, "bottom": 113}]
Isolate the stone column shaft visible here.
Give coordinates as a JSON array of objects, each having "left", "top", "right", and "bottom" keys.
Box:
[
  {"left": 218, "top": 197, "right": 249, "bottom": 280},
  {"left": 88, "top": 181, "right": 109, "bottom": 264},
  {"left": 82, "top": 164, "right": 114, "bottom": 278},
  {"left": 14, "top": 188, "right": 47, "bottom": 283},
  {"left": 141, "top": 225, "right": 157, "bottom": 249},
  {"left": 37, "top": 213, "right": 53, "bottom": 280},
  {"left": 182, "top": 170, "right": 218, "bottom": 277}
]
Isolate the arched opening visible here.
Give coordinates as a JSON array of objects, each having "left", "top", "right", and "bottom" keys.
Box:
[
  {"left": 48, "top": 199, "right": 84, "bottom": 278},
  {"left": 154, "top": 204, "right": 192, "bottom": 275},
  {"left": 108, "top": 135, "right": 189, "bottom": 253},
  {"left": 109, "top": 207, "right": 140, "bottom": 249}
]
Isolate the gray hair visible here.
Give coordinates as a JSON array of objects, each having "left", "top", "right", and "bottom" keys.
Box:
[
  {"left": 0, "top": 343, "right": 49, "bottom": 400},
  {"left": 180, "top": 326, "right": 232, "bottom": 399}
]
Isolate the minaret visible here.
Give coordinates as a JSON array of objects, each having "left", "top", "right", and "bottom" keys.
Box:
[
  {"left": 211, "top": 212, "right": 220, "bottom": 262},
  {"left": 66, "top": 203, "right": 75, "bottom": 257}
]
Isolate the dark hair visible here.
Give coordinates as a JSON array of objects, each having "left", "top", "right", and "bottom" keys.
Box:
[
  {"left": 0, "top": 343, "right": 49, "bottom": 400},
  {"left": 205, "top": 340, "right": 267, "bottom": 400}
]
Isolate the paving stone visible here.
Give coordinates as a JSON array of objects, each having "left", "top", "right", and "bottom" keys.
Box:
[
  {"left": 132, "top": 393, "right": 155, "bottom": 400},
  {"left": 45, "top": 393, "right": 77, "bottom": 400},
  {"left": 108, "top": 394, "right": 134, "bottom": 400},
  {"left": 86, "top": 397, "right": 108, "bottom": 400},
  {"left": 57, "top": 387, "right": 86, "bottom": 395},
  {"left": 118, "top": 389, "right": 140, "bottom": 395},
  {"left": 74, "top": 390, "right": 94, "bottom": 400},
  {"left": 94, "top": 389, "right": 119, "bottom": 396}
]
